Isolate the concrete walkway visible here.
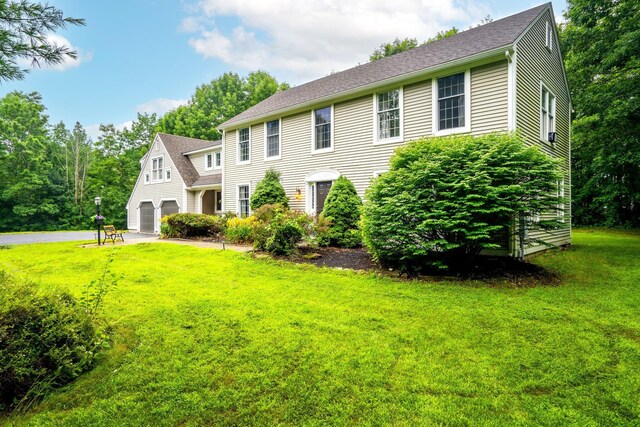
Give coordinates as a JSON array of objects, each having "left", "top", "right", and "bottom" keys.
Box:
[
  {"left": 0, "top": 231, "right": 253, "bottom": 253},
  {"left": 0, "top": 231, "right": 157, "bottom": 245}
]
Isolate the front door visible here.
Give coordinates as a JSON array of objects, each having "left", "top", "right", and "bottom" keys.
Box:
[{"left": 316, "top": 181, "right": 332, "bottom": 214}]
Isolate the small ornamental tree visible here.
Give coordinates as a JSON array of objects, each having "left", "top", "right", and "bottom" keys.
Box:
[
  {"left": 320, "top": 176, "right": 363, "bottom": 247},
  {"left": 250, "top": 168, "right": 289, "bottom": 210},
  {"left": 362, "top": 133, "right": 564, "bottom": 273}
]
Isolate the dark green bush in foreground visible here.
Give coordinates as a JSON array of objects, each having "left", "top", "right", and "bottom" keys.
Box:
[
  {"left": 251, "top": 204, "right": 312, "bottom": 255},
  {"left": 362, "top": 133, "right": 563, "bottom": 272},
  {"left": 320, "top": 176, "right": 362, "bottom": 247},
  {"left": 161, "top": 213, "right": 225, "bottom": 238},
  {"left": 0, "top": 272, "right": 99, "bottom": 412},
  {"left": 250, "top": 169, "right": 289, "bottom": 210}
]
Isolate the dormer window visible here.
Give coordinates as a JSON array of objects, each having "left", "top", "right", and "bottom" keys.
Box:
[
  {"left": 205, "top": 153, "right": 214, "bottom": 170},
  {"left": 214, "top": 151, "right": 222, "bottom": 169}
]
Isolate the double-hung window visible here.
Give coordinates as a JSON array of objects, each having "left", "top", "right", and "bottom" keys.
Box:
[
  {"left": 376, "top": 89, "right": 401, "bottom": 141},
  {"left": 265, "top": 120, "right": 280, "bottom": 159},
  {"left": 313, "top": 107, "right": 332, "bottom": 152},
  {"left": 205, "top": 153, "right": 213, "bottom": 170},
  {"left": 238, "top": 185, "right": 250, "bottom": 218},
  {"left": 437, "top": 72, "right": 466, "bottom": 132},
  {"left": 541, "top": 84, "right": 556, "bottom": 142},
  {"left": 238, "top": 128, "right": 250, "bottom": 164},
  {"left": 214, "top": 151, "right": 222, "bottom": 168},
  {"left": 151, "top": 156, "right": 163, "bottom": 182}
]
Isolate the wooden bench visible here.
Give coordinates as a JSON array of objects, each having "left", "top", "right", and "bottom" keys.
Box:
[{"left": 102, "top": 225, "right": 125, "bottom": 244}]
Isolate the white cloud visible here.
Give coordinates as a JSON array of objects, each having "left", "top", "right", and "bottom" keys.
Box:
[
  {"left": 136, "top": 98, "right": 188, "bottom": 116},
  {"left": 183, "top": 0, "right": 489, "bottom": 82}
]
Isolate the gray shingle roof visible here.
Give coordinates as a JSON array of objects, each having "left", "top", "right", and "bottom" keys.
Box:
[
  {"left": 220, "top": 3, "right": 548, "bottom": 129},
  {"left": 157, "top": 133, "right": 221, "bottom": 187},
  {"left": 191, "top": 174, "right": 222, "bottom": 188}
]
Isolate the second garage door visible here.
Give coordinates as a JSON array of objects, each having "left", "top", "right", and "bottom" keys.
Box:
[{"left": 161, "top": 200, "right": 179, "bottom": 218}]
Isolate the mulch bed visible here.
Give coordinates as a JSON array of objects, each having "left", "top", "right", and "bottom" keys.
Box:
[{"left": 280, "top": 245, "right": 560, "bottom": 287}]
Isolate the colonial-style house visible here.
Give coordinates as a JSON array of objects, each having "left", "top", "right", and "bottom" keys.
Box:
[
  {"left": 128, "top": 3, "right": 570, "bottom": 257},
  {"left": 126, "top": 133, "right": 222, "bottom": 233}
]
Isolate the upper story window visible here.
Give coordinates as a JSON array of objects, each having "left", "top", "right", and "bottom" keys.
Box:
[
  {"left": 437, "top": 72, "right": 466, "bottom": 131},
  {"left": 541, "top": 84, "right": 556, "bottom": 142},
  {"left": 205, "top": 153, "right": 213, "bottom": 170},
  {"left": 151, "top": 156, "right": 163, "bottom": 183},
  {"left": 214, "top": 151, "right": 222, "bottom": 168},
  {"left": 313, "top": 106, "right": 333, "bottom": 152},
  {"left": 376, "top": 89, "right": 401, "bottom": 142},
  {"left": 238, "top": 127, "right": 250, "bottom": 164},
  {"left": 144, "top": 172, "right": 150, "bottom": 184},
  {"left": 165, "top": 168, "right": 171, "bottom": 182},
  {"left": 265, "top": 120, "right": 280, "bottom": 159},
  {"left": 545, "top": 21, "right": 554, "bottom": 50}
]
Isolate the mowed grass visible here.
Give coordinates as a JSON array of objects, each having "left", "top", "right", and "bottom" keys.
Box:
[{"left": 1, "top": 229, "right": 639, "bottom": 426}]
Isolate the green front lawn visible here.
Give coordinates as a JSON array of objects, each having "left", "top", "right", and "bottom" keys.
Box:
[{"left": 1, "top": 229, "right": 639, "bottom": 425}]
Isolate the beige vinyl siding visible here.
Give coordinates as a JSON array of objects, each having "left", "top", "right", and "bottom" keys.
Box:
[
  {"left": 223, "top": 60, "right": 511, "bottom": 222},
  {"left": 403, "top": 80, "right": 432, "bottom": 140},
  {"left": 471, "top": 60, "right": 509, "bottom": 134},
  {"left": 127, "top": 137, "right": 185, "bottom": 232},
  {"left": 190, "top": 150, "right": 221, "bottom": 176},
  {"left": 515, "top": 8, "right": 571, "bottom": 253},
  {"left": 187, "top": 191, "right": 198, "bottom": 213}
]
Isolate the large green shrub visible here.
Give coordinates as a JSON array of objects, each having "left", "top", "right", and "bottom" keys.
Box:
[
  {"left": 320, "top": 176, "right": 362, "bottom": 247},
  {"left": 362, "top": 133, "right": 563, "bottom": 272},
  {"left": 0, "top": 272, "right": 99, "bottom": 412},
  {"left": 250, "top": 169, "right": 289, "bottom": 210},
  {"left": 161, "top": 213, "right": 225, "bottom": 239}
]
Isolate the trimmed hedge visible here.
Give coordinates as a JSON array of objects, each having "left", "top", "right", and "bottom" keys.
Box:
[{"left": 161, "top": 213, "right": 225, "bottom": 239}]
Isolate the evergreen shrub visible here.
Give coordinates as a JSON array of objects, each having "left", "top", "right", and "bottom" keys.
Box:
[
  {"left": 250, "top": 169, "right": 289, "bottom": 210},
  {"left": 362, "top": 133, "right": 563, "bottom": 272},
  {"left": 320, "top": 176, "right": 362, "bottom": 247}
]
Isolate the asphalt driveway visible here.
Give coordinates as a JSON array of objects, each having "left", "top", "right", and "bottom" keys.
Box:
[{"left": 0, "top": 231, "right": 157, "bottom": 245}]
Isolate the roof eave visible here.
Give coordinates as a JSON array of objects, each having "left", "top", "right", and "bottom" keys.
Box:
[
  {"left": 182, "top": 145, "right": 222, "bottom": 156},
  {"left": 219, "top": 44, "right": 513, "bottom": 131}
]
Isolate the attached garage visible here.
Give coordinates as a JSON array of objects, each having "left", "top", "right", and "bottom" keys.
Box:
[
  {"left": 139, "top": 201, "right": 155, "bottom": 233},
  {"left": 160, "top": 200, "right": 179, "bottom": 218}
]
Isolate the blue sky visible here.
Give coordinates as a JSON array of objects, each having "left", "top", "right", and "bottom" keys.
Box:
[{"left": 0, "top": 0, "right": 568, "bottom": 139}]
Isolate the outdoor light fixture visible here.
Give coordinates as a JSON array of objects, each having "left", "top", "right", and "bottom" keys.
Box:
[
  {"left": 295, "top": 187, "right": 302, "bottom": 200},
  {"left": 95, "top": 195, "right": 102, "bottom": 246}
]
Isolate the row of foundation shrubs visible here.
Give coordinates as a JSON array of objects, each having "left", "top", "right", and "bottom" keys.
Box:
[
  {"left": 160, "top": 133, "right": 564, "bottom": 271},
  {"left": 159, "top": 171, "right": 363, "bottom": 255}
]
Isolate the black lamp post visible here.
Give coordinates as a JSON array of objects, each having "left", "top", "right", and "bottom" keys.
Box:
[{"left": 95, "top": 196, "right": 102, "bottom": 246}]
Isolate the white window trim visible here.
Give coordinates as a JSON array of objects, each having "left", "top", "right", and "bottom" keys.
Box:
[
  {"left": 213, "top": 151, "right": 222, "bottom": 169},
  {"left": 214, "top": 190, "right": 223, "bottom": 213},
  {"left": 144, "top": 172, "right": 150, "bottom": 185},
  {"left": 237, "top": 183, "right": 251, "bottom": 217},
  {"left": 165, "top": 167, "right": 172, "bottom": 182},
  {"left": 236, "top": 127, "right": 251, "bottom": 165},
  {"left": 264, "top": 119, "right": 282, "bottom": 161},
  {"left": 372, "top": 88, "right": 404, "bottom": 145},
  {"left": 205, "top": 153, "right": 214, "bottom": 171},
  {"left": 540, "top": 82, "right": 556, "bottom": 145},
  {"left": 545, "top": 21, "right": 553, "bottom": 51},
  {"left": 432, "top": 69, "right": 471, "bottom": 136},
  {"left": 150, "top": 155, "right": 164, "bottom": 184},
  {"left": 311, "top": 105, "right": 335, "bottom": 154}
]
